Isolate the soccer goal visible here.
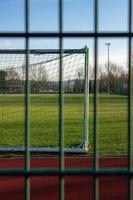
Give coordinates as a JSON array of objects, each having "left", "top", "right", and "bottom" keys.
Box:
[{"left": 0, "top": 46, "right": 89, "bottom": 154}]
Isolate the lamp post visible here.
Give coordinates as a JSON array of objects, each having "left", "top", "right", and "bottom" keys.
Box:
[{"left": 105, "top": 43, "right": 111, "bottom": 94}]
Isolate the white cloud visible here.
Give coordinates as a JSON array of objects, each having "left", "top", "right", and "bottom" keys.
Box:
[{"left": 0, "top": 41, "right": 16, "bottom": 48}]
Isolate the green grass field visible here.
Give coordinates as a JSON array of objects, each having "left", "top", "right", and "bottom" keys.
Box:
[{"left": 0, "top": 94, "right": 128, "bottom": 156}]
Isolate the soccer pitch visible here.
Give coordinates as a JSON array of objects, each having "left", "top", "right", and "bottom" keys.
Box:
[{"left": 0, "top": 94, "right": 128, "bottom": 156}]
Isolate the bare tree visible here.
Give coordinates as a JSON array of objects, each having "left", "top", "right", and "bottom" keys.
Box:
[
  {"left": 73, "top": 67, "right": 84, "bottom": 92},
  {"left": 4, "top": 68, "right": 22, "bottom": 94},
  {"left": 0, "top": 70, "right": 6, "bottom": 93},
  {"left": 6, "top": 68, "right": 20, "bottom": 81},
  {"left": 30, "top": 64, "right": 48, "bottom": 93},
  {"left": 0, "top": 70, "right": 6, "bottom": 82},
  {"left": 99, "top": 62, "right": 128, "bottom": 94},
  {"left": 30, "top": 65, "right": 47, "bottom": 81}
]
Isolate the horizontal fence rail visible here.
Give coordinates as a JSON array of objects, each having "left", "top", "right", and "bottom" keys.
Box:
[
  {"left": 0, "top": 32, "right": 133, "bottom": 37},
  {"left": 0, "top": 168, "right": 132, "bottom": 176}
]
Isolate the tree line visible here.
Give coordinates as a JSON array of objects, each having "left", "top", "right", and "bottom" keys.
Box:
[
  {"left": 89, "top": 62, "right": 128, "bottom": 95},
  {"left": 0, "top": 62, "right": 128, "bottom": 95}
]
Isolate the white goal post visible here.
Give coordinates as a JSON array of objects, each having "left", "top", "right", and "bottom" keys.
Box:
[{"left": 0, "top": 47, "right": 89, "bottom": 154}]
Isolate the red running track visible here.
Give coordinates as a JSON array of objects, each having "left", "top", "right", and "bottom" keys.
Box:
[{"left": 0, "top": 157, "right": 128, "bottom": 200}]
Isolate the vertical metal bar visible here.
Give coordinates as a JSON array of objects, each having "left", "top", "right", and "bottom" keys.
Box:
[
  {"left": 25, "top": 0, "right": 30, "bottom": 200},
  {"left": 128, "top": 0, "right": 132, "bottom": 199},
  {"left": 59, "top": 0, "right": 64, "bottom": 200},
  {"left": 94, "top": 0, "right": 99, "bottom": 199},
  {"left": 84, "top": 46, "right": 89, "bottom": 150},
  {"left": 128, "top": 37, "right": 132, "bottom": 200}
]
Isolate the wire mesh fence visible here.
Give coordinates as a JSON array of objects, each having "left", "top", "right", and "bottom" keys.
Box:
[{"left": 0, "top": 0, "right": 132, "bottom": 200}]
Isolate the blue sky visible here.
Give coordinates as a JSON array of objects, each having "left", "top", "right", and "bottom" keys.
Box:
[{"left": 0, "top": 0, "right": 129, "bottom": 67}]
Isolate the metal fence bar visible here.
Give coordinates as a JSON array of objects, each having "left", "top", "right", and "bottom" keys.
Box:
[
  {"left": 128, "top": 35, "right": 132, "bottom": 200},
  {"left": 93, "top": 0, "right": 99, "bottom": 200},
  {"left": 0, "top": 32, "right": 133, "bottom": 37},
  {"left": 128, "top": 0, "right": 132, "bottom": 200},
  {"left": 0, "top": 168, "right": 132, "bottom": 176},
  {"left": 25, "top": 0, "right": 30, "bottom": 200},
  {"left": 59, "top": 0, "right": 64, "bottom": 200}
]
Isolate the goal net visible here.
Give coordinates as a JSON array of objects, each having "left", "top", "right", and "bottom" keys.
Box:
[{"left": 0, "top": 47, "right": 89, "bottom": 153}]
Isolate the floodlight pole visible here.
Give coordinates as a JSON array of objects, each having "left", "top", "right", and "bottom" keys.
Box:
[{"left": 105, "top": 43, "right": 111, "bottom": 94}]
